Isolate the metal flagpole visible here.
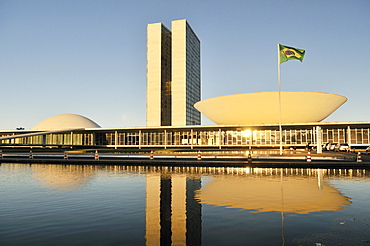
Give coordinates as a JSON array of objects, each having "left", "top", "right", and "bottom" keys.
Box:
[{"left": 278, "top": 43, "right": 283, "bottom": 155}]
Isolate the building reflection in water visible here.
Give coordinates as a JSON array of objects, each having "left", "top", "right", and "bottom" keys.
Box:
[
  {"left": 26, "top": 164, "right": 368, "bottom": 245},
  {"left": 32, "top": 164, "right": 95, "bottom": 191},
  {"left": 145, "top": 169, "right": 202, "bottom": 246},
  {"left": 195, "top": 168, "right": 352, "bottom": 214},
  {"left": 143, "top": 167, "right": 358, "bottom": 246}
]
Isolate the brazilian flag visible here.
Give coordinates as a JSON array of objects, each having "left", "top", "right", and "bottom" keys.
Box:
[{"left": 279, "top": 44, "right": 305, "bottom": 63}]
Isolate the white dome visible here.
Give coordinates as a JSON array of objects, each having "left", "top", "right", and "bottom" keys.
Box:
[
  {"left": 194, "top": 91, "right": 347, "bottom": 125},
  {"left": 32, "top": 114, "right": 101, "bottom": 130}
]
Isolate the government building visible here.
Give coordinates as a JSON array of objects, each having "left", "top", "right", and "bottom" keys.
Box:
[
  {"left": 1, "top": 113, "right": 370, "bottom": 150},
  {"left": 146, "top": 19, "right": 201, "bottom": 126},
  {"left": 1, "top": 19, "right": 370, "bottom": 150}
]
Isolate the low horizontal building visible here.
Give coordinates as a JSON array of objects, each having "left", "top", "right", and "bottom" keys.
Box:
[{"left": 1, "top": 114, "right": 370, "bottom": 149}]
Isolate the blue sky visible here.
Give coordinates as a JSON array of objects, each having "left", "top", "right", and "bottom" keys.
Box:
[{"left": 0, "top": 0, "right": 369, "bottom": 129}]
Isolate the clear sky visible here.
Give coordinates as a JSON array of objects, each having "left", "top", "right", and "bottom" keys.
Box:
[{"left": 0, "top": 0, "right": 369, "bottom": 130}]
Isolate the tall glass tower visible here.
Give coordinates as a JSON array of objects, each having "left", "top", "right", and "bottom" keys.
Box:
[{"left": 146, "top": 19, "right": 201, "bottom": 126}]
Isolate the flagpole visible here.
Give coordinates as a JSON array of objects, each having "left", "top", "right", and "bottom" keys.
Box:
[{"left": 277, "top": 43, "right": 283, "bottom": 155}]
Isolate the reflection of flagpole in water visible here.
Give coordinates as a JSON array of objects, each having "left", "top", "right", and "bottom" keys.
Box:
[{"left": 280, "top": 170, "right": 285, "bottom": 246}]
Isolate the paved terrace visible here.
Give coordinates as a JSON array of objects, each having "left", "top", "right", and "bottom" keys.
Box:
[{"left": 0, "top": 149, "right": 369, "bottom": 168}]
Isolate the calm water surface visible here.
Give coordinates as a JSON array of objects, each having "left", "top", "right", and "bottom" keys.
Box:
[{"left": 0, "top": 163, "right": 369, "bottom": 246}]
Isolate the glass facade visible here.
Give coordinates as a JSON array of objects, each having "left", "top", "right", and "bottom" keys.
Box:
[
  {"left": 2, "top": 123, "right": 370, "bottom": 148},
  {"left": 160, "top": 25, "right": 172, "bottom": 126},
  {"left": 185, "top": 22, "right": 201, "bottom": 125}
]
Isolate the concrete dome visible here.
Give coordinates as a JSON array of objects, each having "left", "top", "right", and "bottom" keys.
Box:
[
  {"left": 32, "top": 114, "right": 101, "bottom": 130},
  {"left": 194, "top": 91, "right": 347, "bottom": 125}
]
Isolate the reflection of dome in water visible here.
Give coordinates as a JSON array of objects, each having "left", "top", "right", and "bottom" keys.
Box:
[
  {"left": 196, "top": 175, "right": 351, "bottom": 214},
  {"left": 32, "top": 113, "right": 101, "bottom": 130},
  {"left": 32, "top": 164, "right": 95, "bottom": 191}
]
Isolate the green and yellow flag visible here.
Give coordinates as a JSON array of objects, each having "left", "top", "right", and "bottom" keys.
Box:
[{"left": 279, "top": 44, "right": 305, "bottom": 63}]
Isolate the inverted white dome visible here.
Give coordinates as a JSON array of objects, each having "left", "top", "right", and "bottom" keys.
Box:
[
  {"left": 32, "top": 114, "right": 101, "bottom": 130},
  {"left": 194, "top": 91, "right": 347, "bottom": 125}
]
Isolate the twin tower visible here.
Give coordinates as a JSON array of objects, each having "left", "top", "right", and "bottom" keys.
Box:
[{"left": 146, "top": 19, "right": 201, "bottom": 126}]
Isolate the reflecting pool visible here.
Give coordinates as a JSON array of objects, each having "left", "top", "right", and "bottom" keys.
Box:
[{"left": 0, "top": 164, "right": 369, "bottom": 245}]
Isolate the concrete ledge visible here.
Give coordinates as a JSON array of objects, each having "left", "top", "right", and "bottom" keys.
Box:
[{"left": 0, "top": 156, "right": 368, "bottom": 168}]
